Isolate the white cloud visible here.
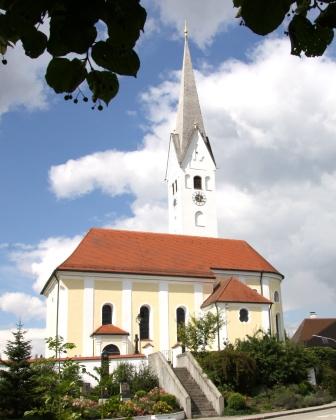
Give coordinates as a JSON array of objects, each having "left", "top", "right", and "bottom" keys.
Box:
[
  {"left": 150, "top": 0, "right": 236, "bottom": 48},
  {"left": 0, "top": 46, "right": 48, "bottom": 117},
  {"left": 0, "top": 292, "right": 45, "bottom": 321},
  {"left": 20, "top": 36, "right": 336, "bottom": 326},
  {"left": 10, "top": 236, "right": 82, "bottom": 293},
  {"left": 0, "top": 328, "right": 46, "bottom": 358}
]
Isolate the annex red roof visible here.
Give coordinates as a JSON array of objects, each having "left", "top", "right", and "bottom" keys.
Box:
[
  {"left": 91, "top": 324, "right": 129, "bottom": 336},
  {"left": 201, "top": 276, "right": 272, "bottom": 308},
  {"left": 53, "top": 228, "right": 281, "bottom": 282}
]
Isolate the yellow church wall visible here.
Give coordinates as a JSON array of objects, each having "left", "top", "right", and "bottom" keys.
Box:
[
  {"left": 94, "top": 280, "right": 122, "bottom": 330},
  {"left": 245, "top": 276, "right": 262, "bottom": 294},
  {"left": 168, "top": 283, "right": 195, "bottom": 348},
  {"left": 226, "top": 304, "right": 263, "bottom": 343},
  {"left": 63, "top": 278, "right": 84, "bottom": 357},
  {"left": 132, "top": 282, "right": 159, "bottom": 351},
  {"left": 203, "top": 283, "right": 213, "bottom": 300}
]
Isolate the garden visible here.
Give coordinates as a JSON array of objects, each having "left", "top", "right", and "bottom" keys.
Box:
[
  {"left": 195, "top": 333, "right": 336, "bottom": 415},
  {"left": 0, "top": 325, "right": 181, "bottom": 419}
]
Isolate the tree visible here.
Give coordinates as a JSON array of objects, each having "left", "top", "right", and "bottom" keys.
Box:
[
  {"left": 0, "top": 322, "right": 36, "bottom": 418},
  {"left": 178, "top": 312, "right": 223, "bottom": 352},
  {"left": 0, "top": 0, "right": 146, "bottom": 109},
  {"left": 235, "top": 0, "right": 335, "bottom": 57},
  {"left": 26, "top": 336, "right": 84, "bottom": 419}
]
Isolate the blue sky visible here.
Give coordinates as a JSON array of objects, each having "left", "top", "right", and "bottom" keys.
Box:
[{"left": 1, "top": 0, "right": 336, "bottom": 354}]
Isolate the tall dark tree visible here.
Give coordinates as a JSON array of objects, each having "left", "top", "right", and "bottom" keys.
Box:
[{"left": 0, "top": 322, "right": 35, "bottom": 418}]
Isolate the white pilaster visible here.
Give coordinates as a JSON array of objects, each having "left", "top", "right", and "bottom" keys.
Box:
[
  {"left": 194, "top": 283, "right": 203, "bottom": 316},
  {"left": 58, "top": 283, "right": 68, "bottom": 343},
  {"left": 122, "top": 280, "right": 132, "bottom": 337},
  {"left": 83, "top": 277, "right": 94, "bottom": 356},
  {"left": 159, "top": 281, "right": 169, "bottom": 351}
]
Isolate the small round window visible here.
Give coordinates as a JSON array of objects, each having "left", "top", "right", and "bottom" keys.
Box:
[
  {"left": 274, "top": 291, "right": 280, "bottom": 302},
  {"left": 239, "top": 308, "right": 249, "bottom": 323}
]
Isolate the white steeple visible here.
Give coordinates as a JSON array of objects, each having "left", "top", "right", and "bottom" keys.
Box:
[{"left": 167, "top": 25, "right": 218, "bottom": 237}]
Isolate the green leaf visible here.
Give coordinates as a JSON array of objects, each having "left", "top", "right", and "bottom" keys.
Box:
[
  {"left": 45, "top": 58, "right": 87, "bottom": 93},
  {"left": 86, "top": 70, "right": 119, "bottom": 105},
  {"left": 21, "top": 27, "right": 47, "bottom": 58},
  {"left": 315, "top": 3, "right": 336, "bottom": 28},
  {"left": 240, "top": 0, "right": 291, "bottom": 35},
  {"left": 288, "top": 14, "right": 334, "bottom": 57},
  {"left": 91, "top": 41, "right": 140, "bottom": 77}
]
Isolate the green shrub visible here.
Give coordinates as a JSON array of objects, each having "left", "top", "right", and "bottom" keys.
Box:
[
  {"left": 320, "top": 367, "right": 336, "bottom": 396},
  {"left": 131, "top": 364, "right": 159, "bottom": 394},
  {"left": 227, "top": 392, "right": 246, "bottom": 410},
  {"left": 236, "top": 332, "right": 315, "bottom": 388},
  {"left": 196, "top": 348, "right": 256, "bottom": 394},
  {"left": 134, "top": 390, "right": 147, "bottom": 399},
  {"left": 270, "top": 386, "right": 303, "bottom": 410},
  {"left": 152, "top": 401, "right": 173, "bottom": 414},
  {"left": 159, "top": 393, "right": 179, "bottom": 409}
]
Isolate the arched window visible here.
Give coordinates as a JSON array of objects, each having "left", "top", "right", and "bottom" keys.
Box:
[
  {"left": 103, "top": 344, "right": 120, "bottom": 355},
  {"left": 274, "top": 291, "right": 280, "bottom": 302},
  {"left": 139, "top": 305, "right": 150, "bottom": 340},
  {"left": 185, "top": 174, "right": 191, "bottom": 188},
  {"left": 193, "top": 176, "right": 202, "bottom": 190},
  {"left": 195, "top": 211, "right": 205, "bottom": 227},
  {"left": 275, "top": 313, "right": 281, "bottom": 340},
  {"left": 205, "top": 176, "right": 211, "bottom": 190},
  {"left": 176, "top": 307, "right": 186, "bottom": 341},
  {"left": 239, "top": 308, "right": 249, "bottom": 322},
  {"left": 102, "top": 304, "right": 113, "bottom": 325}
]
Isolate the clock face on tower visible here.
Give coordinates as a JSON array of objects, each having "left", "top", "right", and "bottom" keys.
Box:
[{"left": 192, "top": 191, "right": 206, "bottom": 206}]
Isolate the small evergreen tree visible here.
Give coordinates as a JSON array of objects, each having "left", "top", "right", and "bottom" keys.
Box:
[{"left": 0, "top": 322, "right": 35, "bottom": 418}]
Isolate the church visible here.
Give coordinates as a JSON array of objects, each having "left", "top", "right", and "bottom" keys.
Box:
[{"left": 41, "top": 30, "right": 285, "bottom": 361}]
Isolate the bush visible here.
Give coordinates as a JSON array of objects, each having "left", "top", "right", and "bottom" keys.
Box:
[
  {"left": 134, "top": 390, "right": 147, "bottom": 399},
  {"left": 227, "top": 392, "right": 247, "bottom": 410},
  {"left": 236, "top": 332, "right": 315, "bottom": 388},
  {"left": 270, "top": 386, "right": 303, "bottom": 410},
  {"left": 159, "top": 393, "right": 179, "bottom": 409},
  {"left": 152, "top": 401, "right": 173, "bottom": 413},
  {"left": 196, "top": 348, "right": 257, "bottom": 394}
]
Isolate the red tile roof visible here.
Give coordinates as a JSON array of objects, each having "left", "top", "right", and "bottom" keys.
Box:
[
  {"left": 55, "top": 228, "right": 281, "bottom": 280},
  {"left": 201, "top": 276, "right": 272, "bottom": 307},
  {"left": 292, "top": 318, "right": 336, "bottom": 345},
  {"left": 91, "top": 324, "right": 129, "bottom": 336}
]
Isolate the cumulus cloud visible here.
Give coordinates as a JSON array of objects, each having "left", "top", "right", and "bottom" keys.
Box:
[
  {"left": 0, "top": 46, "right": 48, "bottom": 117},
  {"left": 28, "top": 36, "right": 336, "bottom": 325},
  {"left": 150, "top": 0, "right": 236, "bottom": 47},
  {"left": 0, "top": 328, "right": 46, "bottom": 358},
  {"left": 0, "top": 292, "right": 45, "bottom": 320},
  {"left": 10, "top": 235, "right": 82, "bottom": 293}
]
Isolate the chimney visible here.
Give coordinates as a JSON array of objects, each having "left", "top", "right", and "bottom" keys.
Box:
[{"left": 309, "top": 311, "right": 317, "bottom": 319}]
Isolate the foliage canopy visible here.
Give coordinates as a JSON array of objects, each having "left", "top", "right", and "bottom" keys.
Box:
[{"left": 0, "top": 0, "right": 146, "bottom": 108}]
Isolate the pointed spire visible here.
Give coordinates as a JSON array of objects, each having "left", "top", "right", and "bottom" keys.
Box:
[{"left": 175, "top": 24, "right": 206, "bottom": 161}]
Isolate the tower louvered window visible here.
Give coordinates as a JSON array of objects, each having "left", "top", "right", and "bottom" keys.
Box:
[{"left": 193, "top": 176, "right": 202, "bottom": 189}]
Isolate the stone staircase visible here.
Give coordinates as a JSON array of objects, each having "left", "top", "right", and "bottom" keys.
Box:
[{"left": 173, "top": 367, "right": 217, "bottom": 418}]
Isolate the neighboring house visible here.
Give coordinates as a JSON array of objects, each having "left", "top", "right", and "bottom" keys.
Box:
[
  {"left": 292, "top": 314, "right": 336, "bottom": 348},
  {"left": 41, "top": 30, "right": 285, "bottom": 361}
]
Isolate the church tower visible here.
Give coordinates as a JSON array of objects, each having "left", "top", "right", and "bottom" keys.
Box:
[{"left": 167, "top": 26, "right": 218, "bottom": 237}]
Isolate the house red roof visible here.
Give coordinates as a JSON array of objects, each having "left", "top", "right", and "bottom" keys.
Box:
[
  {"left": 91, "top": 324, "right": 129, "bottom": 336},
  {"left": 292, "top": 318, "right": 336, "bottom": 346},
  {"left": 54, "top": 228, "right": 281, "bottom": 280},
  {"left": 201, "top": 276, "right": 272, "bottom": 308}
]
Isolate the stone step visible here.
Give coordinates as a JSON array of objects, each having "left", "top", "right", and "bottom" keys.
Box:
[{"left": 173, "top": 367, "right": 218, "bottom": 418}]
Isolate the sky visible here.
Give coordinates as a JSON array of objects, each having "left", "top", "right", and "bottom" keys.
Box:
[{"left": 1, "top": 0, "right": 336, "bottom": 356}]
